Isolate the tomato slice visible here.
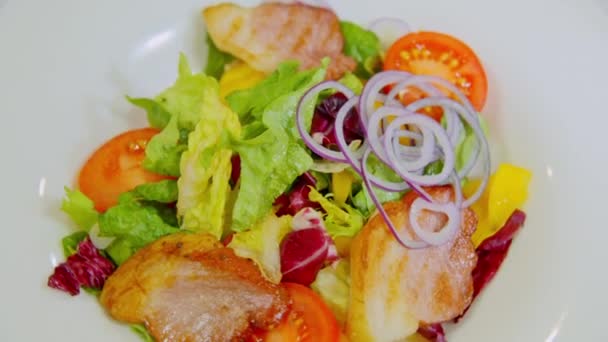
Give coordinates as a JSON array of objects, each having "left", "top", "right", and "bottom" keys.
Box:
[
  {"left": 384, "top": 31, "right": 488, "bottom": 112},
  {"left": 263, "top": 283, "right": 340, "bottom": 342},
  {"left": 78, "top": 128, "right": 171, "bottom": 212}
]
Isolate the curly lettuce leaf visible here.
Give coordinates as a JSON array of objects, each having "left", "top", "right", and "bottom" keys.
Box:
[
  {"left": 311, "top": 260, "right": 351, "bottom": 323},
  {"left": 99, "top": 193, "right": 179, "bottom": 265},
  {"left": 176, "top": 78, "right": 241, "bottom": 239},
  {"left": 340, "top": 21, "right": 382, "bottom": 78},
  {"left": 308, "top": 188, "right": 364, "bottom": 238},
  {"left": 61, "top": 187, "right": 98, "bottom": 231},
  {"left": 205, "top": 33, "right": 235, "bottom": 79},
  {"left": 134, "top": 54, "right": 219, "bottom": 176},
  {"left": 228, "top": 214, "right": 292, "bottom": 283},
  {"left": 228, "top": 62, "right": 327, "bottom": 231}
]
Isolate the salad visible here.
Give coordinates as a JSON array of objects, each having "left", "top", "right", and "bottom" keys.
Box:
[{"left": 47, "top": 2, "right": 532, "bottom": 341}]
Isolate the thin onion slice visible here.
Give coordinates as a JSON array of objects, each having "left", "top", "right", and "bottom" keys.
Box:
[
  {"left": 297, "top": 70, "right": 492, "bottom": 249},
  {"left": 296, "top": 81, "right": 354, "bottom": 162},
  {"left": 361, "top": 148, "right": 428, "bottom": 249},
  {"left": 409, "top": 199, "right": 461, "bottom": 246}
]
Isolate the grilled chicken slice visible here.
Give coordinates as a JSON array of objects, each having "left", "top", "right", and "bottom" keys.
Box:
[
  {"left": 346, "top": 187, "right": 478, "bottom": 342},
  {"left": 100, "top": 233, "right": 290, "bottom": 342},
  {"left": 203, "top": 2, "right": 356, "bottom": 79}
]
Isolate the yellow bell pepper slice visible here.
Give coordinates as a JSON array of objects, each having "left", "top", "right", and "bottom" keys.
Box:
[
  {"left": 488, "top": 164, "right": 532, "bottom": 229},
  {"left": 332, "top": 170, "right": 355, "bottom": 204},
  {"left": 218, "top": 62, "right": 266, "bottom": 99},
  {"left": 465, "top": 163, "right": 532, "bottom": 246}
]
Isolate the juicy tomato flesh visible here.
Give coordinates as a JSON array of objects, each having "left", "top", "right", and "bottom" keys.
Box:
[
  {"left": 255, "top": 283, "right": 341, "bottom": 342},
  {"left": 78, "top": 128, "right": 171, "bottom": 212},
  {"left": 384, "top": 31, "right": 488, "bottom": 113}
]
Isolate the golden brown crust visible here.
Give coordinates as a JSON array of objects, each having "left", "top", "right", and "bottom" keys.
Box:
[
  {"left": 100, "top": 233, "right": 289, "bottom": 342},
  {"left": 203, "top": 2, "right": 356, "bottom": 79},
  {"left": 346, "top": 187, "right": 478, "bottom": 341}
]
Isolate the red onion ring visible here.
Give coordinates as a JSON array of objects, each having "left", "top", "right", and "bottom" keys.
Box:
[
  {"left": 361, "top": 148, "right": 428, "bottom": 249},
  {"left": 296, "top": 81, "right": 355, "bottom": 162},
  {"left": 296, "top": 70, "right": 491, "bottom": 248}
]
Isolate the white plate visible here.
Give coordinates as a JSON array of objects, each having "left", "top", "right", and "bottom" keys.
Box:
[{"left": 1, "top": 0, "right": 607, "bottom": 340}]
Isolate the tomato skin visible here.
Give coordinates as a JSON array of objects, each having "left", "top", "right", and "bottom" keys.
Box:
[
  {"left": 261, "top": 283, "right": 341, "bottom": 342},
  {"left": 384, "top": 31, "right": 488, "bottom": 112},
  {"left": 78, "top": 128, "right": 171, "bottom": 212}
]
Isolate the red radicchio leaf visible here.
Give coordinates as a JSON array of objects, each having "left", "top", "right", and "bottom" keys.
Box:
[
  {"left": 280, "top": 228, "right": 329, "bottom": 286},
  {"left": 417, "top": 323, "right": 447, "bottom": 342},
  {"left": 310, "top": 92, "right": 364, "bottom": 148},
  {"left": 230, "top": 154, "right": 241, "bottom": 186},
  {"left": 48, "top": 237, "right": 115, "bottom": 296},
  {"left": 274, "top": 172, "right": 320, "bottom": 217},
  {"left": 455, "top": 209, "right": 527, "bottom": 321}
]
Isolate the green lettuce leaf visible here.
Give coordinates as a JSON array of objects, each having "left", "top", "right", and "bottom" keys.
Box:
[
  {"left": 310, "top": 171, "right": 330, "bottom": 191},
  {"left": 99, "top": 193, "right": 179, "bottom": 265},
  {"left": 141, "top": 115, "right": 186, "bottom": 176},
  {"left": 338, "top": 72, "right": 364, "bottom": 95},
  {"left": 126, "top": 97, "right": 171, "bottom": 129},
  {"left": 132, "top": 179, "right": 178, "bottom": 203},
  {"left": 351, "top": 155, "right": 405, "bottom": 216},
  {"left": 340, "top": 21, "right": 382, "bottom": 78},
  {"left": 456, "top": 114, "right": 489, "bottom": 171},
  {"left": 61, "top": 231, "right": 89, "bottom": 258},
  {"left": 308, "top": 188, "right": 364, "bottom": 238},
  {"left": 61, "top": 187, "right": 98, "bottom": 231},
  {"left": 228, "top": 62, "right": 327, "bottom": 231},
  {"left": 228, "top": 214, "right": 292, "bottom": 283},
  {"left": 311, "top": 260, "right": 351, "bottom": 324},
  {"left": 136, "top": 54, "right": 220, "bottom": 176},
  {"left": 176, "top": 77, "right": 241, "bottom": 239},
  {"left": 205, "top": 33, "right": 234, "bottom": 79},
  {"left": 425, "top": 114, "right": 490, "bottom": 176},
  {"left": 226, "top": 61, "right": 315, "bottom": 121}
]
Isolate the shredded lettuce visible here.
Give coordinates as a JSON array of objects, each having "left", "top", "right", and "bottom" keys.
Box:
[
  {"left": 340, "top": 21, "right": 382, "bottom": 78},
  {"left": 99, "top": 193, "right": 179, "bottom": 265},
  {"left": 205, "top": 33, "right": 234, "bottom": 79},
  {"left": 227, "top": 61, "right": 327, "bottom": 231},
  {"left": 176, "top": 77, "right": 241, "bottom": 239},
  {"left": 61, "top": 187, "right": 98, "bottom": 231},
  {"left": 228, "top": 214, "right": 292, "bottom": 283},
  {"left": 311, "top": 260, "right": 351, "bottom": 323},
  {"left": 308, "top": 188, "right": 364, "bottom": 238}
]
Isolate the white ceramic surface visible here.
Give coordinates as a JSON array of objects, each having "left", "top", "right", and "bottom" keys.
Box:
[{"left": 1, "top": 0, "right": 607, "bottom": 340}]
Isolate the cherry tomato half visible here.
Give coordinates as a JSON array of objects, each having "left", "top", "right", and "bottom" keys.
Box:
[
  {"left": 384, "top": 31, "right": 488, "bottom": 112},
  {"left": 78, "top": 128, "right": 171, "bottom": 212}
]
